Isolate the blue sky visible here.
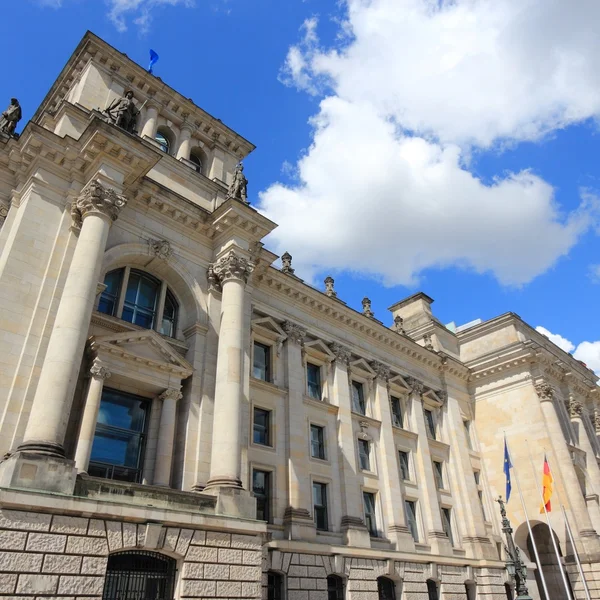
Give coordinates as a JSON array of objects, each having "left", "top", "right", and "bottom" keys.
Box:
[{"left": 5, "top": 0, "right": 600, "bottom": 369}]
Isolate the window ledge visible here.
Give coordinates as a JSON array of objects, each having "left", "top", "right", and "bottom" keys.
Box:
[
  {"left": 351, "top": 412, "right": 381, "bottom": 428},
  {"left": 303, "top": 396, "right": 338, "bottom": 414},
  {"left": 394, "top": 428, "right": 418, "bottom": 441},
  {"left": 250, "top": 377, "right": 287, "bottom": 396},
  {"left": 250, "top": 442, "right": 277, "bottom": 454},
  {"left": 309, "top": 456, "right": 330, "bottom": 466},
  {"left": 428, "top": 438, "right": 451, "bottom": 453}
]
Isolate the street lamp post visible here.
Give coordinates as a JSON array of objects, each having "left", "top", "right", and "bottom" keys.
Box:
[{"left": 497, "top": 496, "right": 533, "bottom": 600}]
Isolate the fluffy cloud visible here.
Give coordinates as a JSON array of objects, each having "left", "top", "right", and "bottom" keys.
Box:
[
  {"left": 261, "top": 0, "right": 600, "bottom": 287},
  {"left": 536, "top": 326, "right": 600, "bottom": 376}
]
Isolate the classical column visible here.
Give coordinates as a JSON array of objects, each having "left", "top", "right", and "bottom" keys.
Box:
[
  {"left": 206, "top": 250, "right": 254, "bottom": 489},
  {"left": 74, "top": 359, "right": 111, "bottom": 473},
  {"left": 536, "top": 382, "right": 600, "bottom": 555},
  {"left": 154, "top": 388, "right": 183, "bottom": 487},
  {"left": 329, "top": 343, "right": 370, "bottom": 547},
  {"left": 140, "top": 104, "right": 159, "bottom": 139},
  {"left": 282, "top": 321, "right": 315, "bottom": 540},
  {"left": 18, "top": 180, "right": 126, "bottom": 457},
  {"left": 371, "top": 361, "right": 414, "bottom": 550},
  {"left": 406, "top": 377, "right": 451, "bottom": 554},
  {"left": 176, "top": 123, "right": 194, "bottom": 161}
]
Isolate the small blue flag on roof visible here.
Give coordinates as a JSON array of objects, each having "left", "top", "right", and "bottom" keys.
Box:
[{"left": 148, "top": 49, "right": 159, "bottom": 74}]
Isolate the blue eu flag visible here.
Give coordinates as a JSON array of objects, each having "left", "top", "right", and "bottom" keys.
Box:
[
  {"left": 504, "top": 437, "right": 512, "bottom": 502},
  {"left": 148, "top": 49, "right": 159, "bottom": 74}
]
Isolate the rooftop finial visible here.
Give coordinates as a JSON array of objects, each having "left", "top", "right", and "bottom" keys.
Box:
[
  {"left": 324, "top": 276, "right": 337, "bottom": 298},
  {"left": 393, "top": 315, "right": 405, "bottom": 334},
  {"left": 281, "top": 252, "right": 295, "bottom": 275},
  {"left": 362, "top": 297, "right": 374, "bottom": 319}
]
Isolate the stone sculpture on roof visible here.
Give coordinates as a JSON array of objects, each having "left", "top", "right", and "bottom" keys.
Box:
[{"left": 0, "top": 98, "right": 21, "bottom": 136}]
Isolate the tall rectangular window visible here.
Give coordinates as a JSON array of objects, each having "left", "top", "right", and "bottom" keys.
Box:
[
  {"left": 351, "top": 381, "right": 366, "bottom": 415},
  {"left": 405, "top": 500, "right": 419, "bottom": 542},
  {"left": 433, "top": 461, "right": 444, "bottom": 489},
  {"left": 307, "top": 363, "right": 322, "bottom": 400},
  {"left": 253, "top": 407, "right": 271, "bottom": 446},
  {"left": 441, "top": 507, "right": 454, "bottom": 546},
  {"left": 310, "top": 424, "right": 326, "bottom": 460},
  {"left": 399, "top": 451, "right": 410, "bottom": 481},
  {"left": 478, "top": 491, "right": 487, "bottom": 521},
  {"left": 464, "top": 420, "right": 473, "bottom": 449},
  {"left": 313, "top": 482, "right": 328, "bottom": 531},
  {"left": 252, "top": 469, "right": 271, "bottom": 522},
  {"left": 88, "top": 389, "right": 149, "bottom": 483},
  {"left": 473, "top": 471, "right": 480, "bottom": 485},
  {"left": 390, "top": 396, "right": 404, "bottom": 428},
  {"left": 363, "top": 492, "right": 378, "bottom": 537},
  {"left": 253, "top": 342, "right": 271, "bottom": 381},
  {"left": 358, "top": 439, "right": 371, "bottom": 471},
  {"left": 424, "top": 409, "right": 436, "bottom": 440}
]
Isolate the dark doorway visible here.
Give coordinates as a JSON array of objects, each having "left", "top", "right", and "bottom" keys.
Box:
[{"left": 377, "top": 577, "right": 396, "bottom": 600}]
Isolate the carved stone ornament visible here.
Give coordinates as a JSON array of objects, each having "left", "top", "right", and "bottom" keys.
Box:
[
  {"left": 568, "top": 397, "right": 584, "bottom": 419},
  {"left": 71, "top": 180, "right": 127, "bottom": 230},
  {"left": 370, "top": 360, "right": 390, "bottom": 382},
  {"left": 362, "top": 297, "right": 374, "bottom": 319},
  {"left": 283, "top": 321, "right": 306, "bottom": 345},
  {"left": 281, "top": 251, "right": 295, "bottom": 275},
  {"left": 437, "top": 390, "right": 448, "bottom": 405},
  {"left": 324, "top": 276, "right": 337, "bottom": 298},
  {"left": 329, "top": 342, "right": 351, "bottom": 365},
  {"left": 594, "top": 410, "right": 600, "bottom": 434},
  {"left": 534, "top": 382, "right": 554, "bottom": 402},
  {"left": 160, "top": 388, "right": 183, "bottom": 402},
  {"left": 149, "top": 239, "right": 173, "bottom": 260},
  {"left": 393, "top": 315, "right": 405, "bottom": 334},
  {"left": 423, "top": 334, "right": 434, "bottom": 351},
  {"left": 406, "top": 376, "right": 424, "bottom": 397},
  {"left": 0, "top": 97, "right": 21, "bottom": 137},
  {"left": 210, "top": 250, "right": 255, "bottom": 285},
  {"left": 90, "top": 360, "right": 111, "bottom": 381}
]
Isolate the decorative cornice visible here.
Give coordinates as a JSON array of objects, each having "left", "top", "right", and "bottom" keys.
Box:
[
  {"left": 71, "top": 179, "right": 127, "bottom": 229},
  {"left": 160, "top": 388, "right": 183, "bottom": 402},
  {"left": 535, "top": 382, "right": 554, "bottom": 402},
  {"left": 90, "top": 359, "right": 111, "bottom": 381},
  {"left": 210, "top": 250, "right": 254, "bottom": 285},
  {"left": 282, "top": 321, "right": 306, "bottom": 345}
]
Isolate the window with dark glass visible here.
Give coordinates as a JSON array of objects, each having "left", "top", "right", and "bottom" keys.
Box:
[
  {"left": 310, "top": 425, "right": 325, "bottom": 460},
  {"left": 363, "top": 492, "right": 378, "bottom": 537},
  {"left": 441, "top": 507, "right": 454, "bottom": 546},
  {"left": 122, "top": 270, "right": 160, "bottom": 329},
  {"left": 253, "top": 342, "right": 271, "bottom": 381},
  {"left": 252, "top": 469, "right": 271, "bottom": 522},
  {"left": 426, "top": 580, "right": 439, "bottom": 600},
  {"left": 88, "top": 389, "right": 149, "bottom": 483},
  {"left": 399, "top": 450, "right": 410, "bottom": 481},
  {"left": 478, "top": 491, "right": 487, "bottom": 521},
  {"left": 155, "top": 129, "right": 172, "bottom": 154},
  {"left": 405, "top": 500, "right": 419, "bottom": 542},
  {"left": 267, "top": 571, "right": 283, "bottom": 600},
  {"left": 307, "top": 363, "right": 322, "bottom": 400},
  {"left": 474, "top": 470, "right": 480, "bottom": 485},
  {"left": 377, "top": 577, "right": 396, "bottom": 600},
  {"left": 390, "top": 396, "right": 403, "bottom": 428},
  {"left": 189, "top": 152, "right": 203, "bottom": 173},
  {"left": 98, "top": 269, "right": 122, "bottom": 316},
  {"left": 161, "top": 289, "right": 178, "bottom": 337},
  {"left": 433, "top": 461, "right": 444, "bottom": 489},
  {"left": 424, "top": 409, "right": 436, "bottom": 440},
  {"left": 464, "top": 420, "right": 473, "bottom": 449},
  {"left": 313, "top": 482, "right": 328, "bottom": 531},
  {"left": 327, "top": 575, "right": 344, "bottom": 600},
  {"left": 358, "top": 439, "right": 371, "bottom": 471},
  {"left": 253, "top": 408, "right": 271, "bottom": 446},
  {"left": 351, "top": 381, "right": 366, "bottom": 415}
]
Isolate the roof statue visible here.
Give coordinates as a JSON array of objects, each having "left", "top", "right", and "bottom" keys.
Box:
[
  {"left": 226, "top": 162, "right": 249, "bottom": 204},
  {"left": 103, "top": 91, "right": 139, "bottom": 134},
  {"left": 0, "top": 98, "right": 21, "bottom": 137}
]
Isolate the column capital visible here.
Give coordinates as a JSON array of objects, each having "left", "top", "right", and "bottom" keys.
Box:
[
  {"left": 209, "top": 250, "right": 254, "bottom": 286},
  {"left": 159, "top": 388, "right": 183, "bottom": 403},
  {"left": 329, "top": 342, "right": 352, "bottom": 365},
  {"left": 534, "top": 381, "right": 555, "bottom": 402},
  {"left": 370, "top": 360, "right": 390, "bottom": 382},
  {"left": 71, "top": 180, "right": 127, "bottom": 229},
  {"left": 283, "top": 320, "right": 306, "bottom": 345},
  {"left": 90, "top": 359, "right": 111, "bottom": 381},
  {"left": 406, "top": 376, "right": 424, "bottom": 397},
  {"left": 568, "top": 396, "right": 584, "bottom": 418},
  {"left": 180, "top": 120, "right": 196, "bottom": 135}
]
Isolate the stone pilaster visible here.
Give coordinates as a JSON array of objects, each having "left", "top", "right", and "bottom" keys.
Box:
[
  {"left": 154, "top": 388, "right": 183, "bottom": 487},
  {"left": 74, "top": 359, "right": 111, "bottom": 474}
]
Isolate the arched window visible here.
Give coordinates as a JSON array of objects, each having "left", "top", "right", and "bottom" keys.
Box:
[
  {"left": 377, "top": 577, "right": 396, "bottom": 600},
  {"left": 98, "top": 268, "right": 179, "bottom": 337},
  {"left": 155, "top": 126, "right": 174, "bottom": 155},
  {"left": 267, "top": 571, "right": 283, "bottom": 600},
  {"left": 328, "top": 575, "right": 345, "bottom": 600},
  {"left": 102, "top": 550, "right": 176, "bottom": 599},
  {"left": 189, "top": 146, "right": 207, "bottom": 174},
  {"left": 465, "top": 582, "right": 477, "bottom": 600},
  {"left": 426, "top": 579, "right": 439, "bottom": 600}
]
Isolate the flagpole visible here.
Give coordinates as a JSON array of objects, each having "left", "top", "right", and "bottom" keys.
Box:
[
  {"left": 561, "top": 504, "right": 592, "bottom": 600},
  {"left": 526, "top": 441, "right": 574, "bottom": 600},
  {"left": 507, "top": 439, "right": 552, "bottom": 600}
]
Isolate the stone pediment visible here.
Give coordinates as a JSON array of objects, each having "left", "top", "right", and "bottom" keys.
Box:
[{"left": 89, "top": 330, "right": 193, "bottom": 378}]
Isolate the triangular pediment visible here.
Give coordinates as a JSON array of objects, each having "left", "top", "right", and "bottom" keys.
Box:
[
  {"left": 423, "top": 388, "right": 445, "bottom": 406},
  {"left": 252, "top": 316, "right": 286, "bottom": 337},
  {"left": 389, "top": 374, "right": 411, "bottom": 391},
  {"left": 90, "top": 329, "right": 193, "bottom": 376},
  {"left": 350, "top": 358, "right": 376, "bottom": 375},
  {"left": 304, "top": 339, "right": 335, "bottom": 359}
]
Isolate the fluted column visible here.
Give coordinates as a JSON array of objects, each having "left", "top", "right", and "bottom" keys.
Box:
[
  {"left": 154, "top": 388, "right": 183, "bottom": 487},
  {"left": 536, "top": 382, "right": 600, "bottom": 555},
  {"left": 74, "top": 359, "right": 111, "bottom": 473},
  {"left": 283, "top": 321, "right": 316, "bottom": 539},
  {"left": 206, "top": 250, "right": 254, "bottom": 489},
  {"left": 140, "top": 104, "right": 159, "bottom": 139},
  {"left": 176, "top": 123, "right": 194, "bottom": 160},
  {"left": 407, "top": 377, "right": 450, "bottom": 554},
  {"left": 19, "top": 181, "right": 126, "bottom": 457},
  {"left": 371, "top": 361, "right": 414, "bottom": 551}
]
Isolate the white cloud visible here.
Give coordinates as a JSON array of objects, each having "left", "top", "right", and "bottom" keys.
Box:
[
  {"left": 589, "top": 264, "right": 600, "bottom": 284},
  {"left": 259, "top": 0, "right": 600, "bottom": 286},
  {"left": 535, "top": 326, "right": 575, "bottom": 353}
]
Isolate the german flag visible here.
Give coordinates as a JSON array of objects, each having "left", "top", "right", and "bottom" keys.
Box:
[{"left": 540, "top": 455, "right": 553, "bottom": 513}]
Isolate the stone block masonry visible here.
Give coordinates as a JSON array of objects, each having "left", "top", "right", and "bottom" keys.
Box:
[{"left": 0, "top": 508, "right": 263, "bottom": 599}]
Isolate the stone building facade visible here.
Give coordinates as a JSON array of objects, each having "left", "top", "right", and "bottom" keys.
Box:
[{"left": 0, "top": 31, "right": 598, "bottom": 599}]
